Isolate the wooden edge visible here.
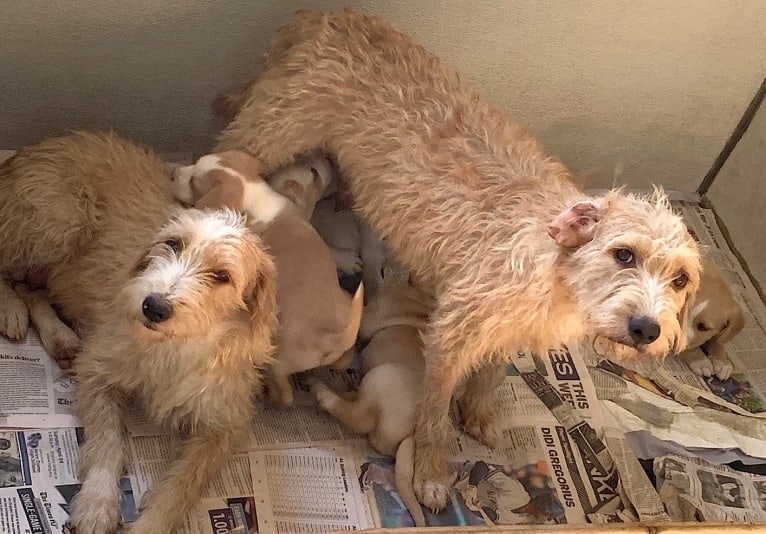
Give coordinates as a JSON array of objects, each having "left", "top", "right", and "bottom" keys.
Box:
[{"left": 351, "top": 522, "right": 766, "bottom": 534}]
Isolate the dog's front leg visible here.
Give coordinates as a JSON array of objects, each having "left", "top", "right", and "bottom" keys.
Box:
[
  {"left": 68, "top": 373, "right": 128, "bottom": 534},
  {"left": 126, "top": 428, "right": 238, "bottom": 534},
  {"left": 458, "top": 362, "right": 506, "bottom": 448},
  {"left": 412, "top": 331, "right": 471, "bottom": 513}
]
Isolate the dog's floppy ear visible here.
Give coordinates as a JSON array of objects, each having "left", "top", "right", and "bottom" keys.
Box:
[
  {"left": 195, "top": 173, "right": 245, "bottom": 211},
  {"left": 548, "top": 199, "right": 605, "bottom": 247},
  {"left": 715, "top": 303, "right": 746, "bottom": 345},
  {"left": 243, "top": 251, "right": 279, "bottom": 349}
]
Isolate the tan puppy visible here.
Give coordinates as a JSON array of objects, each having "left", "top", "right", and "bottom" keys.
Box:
[
  {"left": 171, "top": 150, "right": 363, "bottom": 407},
  {"left": 313, "top": 284, "right": 433, "bottom": 527},
  {"left": 679, "top": 257, "right": 745, "bottom": 380},
  {"left": 266, "top": 153, "right": 334, "bottom": 220},
  {"left": 214, "top": 8, "right": 701, "bottom": 510},
  {"left": 0, "top": 132, "right": 277, "bottom": 534}
]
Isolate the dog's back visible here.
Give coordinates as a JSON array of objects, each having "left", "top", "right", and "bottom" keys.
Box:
[{"left": 0, "top": 132, "right": 174, "bottom": 332}]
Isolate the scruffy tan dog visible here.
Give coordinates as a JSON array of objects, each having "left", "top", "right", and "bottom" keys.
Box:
[
  {"left": 214, "top": 8, "right": 701, "bottom": 510},
  {"left": 678, "top": 257, "right": 745, "bottom": 380},
  {"left": 0, "top": 132, "right": 277, "bottom": 534},
  {"left": 314, "top": 283, "right": 434, "bottom": 526},
  {"left": 171, "top": 150, "right": 363, "bottom": 407}
]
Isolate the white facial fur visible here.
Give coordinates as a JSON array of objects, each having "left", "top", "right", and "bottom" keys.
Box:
[
  {"left": 562, "top": 190, "right": 700, "bottom": 358},
  {"left": 122, "top": 209, "right": 255, "bottom": 339}
]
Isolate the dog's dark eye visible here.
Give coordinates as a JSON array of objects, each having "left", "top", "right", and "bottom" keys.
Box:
[
  {"left": 613, "top": 248, "right": 635, "bottom": 267},
  {"left": 696, "top": 322, "right": 711, "bottom": 332},
  {"left": 310, "top": 167, "right": 320, "bottom": 181},
  {"left": 211, "top": 270, "right": 230, "bottom": 284},
  {"left": 673, "top": 273, "right": 688, "bottom": 290},
  {"left": 163, "top": 238, "right": 183, "bottom": 254}
]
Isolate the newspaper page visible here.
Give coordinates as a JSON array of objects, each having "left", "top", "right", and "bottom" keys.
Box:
[
  {"left": 0, "top": 330, "right": 78, "bottom": 429},
  {"left": 654, "top": 454, "right": 766, "bottom": 522},
  {"left": 0, "top": 427, "right": 139, "bottom": 534}
]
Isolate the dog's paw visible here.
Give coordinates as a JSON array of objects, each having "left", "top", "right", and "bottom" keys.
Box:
[
  {"left": 68, "top": 489, "right": 121, "bottom": 534},
  {"left": 413, "top": 475, "right": 450, "bottom": 513},
  {"left": 712, "top": 356, "right": 734, "bottom": 380},
  {"left": 312, "top": 381, "right": 336, "bottom": 410},
  {"left": 686, "top": 353, "right": 715, "bottom": 377},
  {"left": 43, "top": 325, "right": 81, "bottom": 370},
  {"left": 333, "top": 248, "right": 363, "bottom": 275},
  {"left": 0, "top": 296, "right": 28, "bottom": 341}
]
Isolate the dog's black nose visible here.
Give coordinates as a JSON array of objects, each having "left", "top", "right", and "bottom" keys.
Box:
[
  {"left": 142, "top": 294, "right": 173, "bottom": 323},
  {"left": 628, "top": 316, "right": 660, "bottom": 345}
]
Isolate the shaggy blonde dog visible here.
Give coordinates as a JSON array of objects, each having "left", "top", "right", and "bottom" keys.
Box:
[
  {"left": 0, "top": 132, "right": 277, "bottom": 534},
  {"left": 214, "top": 8, "right": 701, "bottom": 511}
]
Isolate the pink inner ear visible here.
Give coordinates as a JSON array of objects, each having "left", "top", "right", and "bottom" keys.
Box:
[{"left": 548, "top": 200, "right": 603, "bottom": 247}]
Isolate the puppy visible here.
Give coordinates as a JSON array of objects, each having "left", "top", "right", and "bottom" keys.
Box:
[
  {"left": 0, "top": 132, "right": 277, "bottom": 534},
  {"left": 171, "top": 150, "right": 364, "bottom": 407},
  {"left": 214, "top": 8, "right": 701, "bottom": 510},
  {"left": 265, "top": 152, "right": 334, "bottom": 220},
  {"left": 313, "top": 283, "right": 433, "bottom": 527},
  {"left": 678, "top": 258, "right": 745, "bottom": 379}
]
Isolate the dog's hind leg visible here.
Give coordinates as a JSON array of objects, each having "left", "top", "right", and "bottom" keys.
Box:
[
  {"left": 0, "top": 279, "right": 28, "bottom": 341},
  {"left": 126, "top": 427, "right": 242, "bottom": 534},
  {"left": 312, "top": 381, "right": 377, "bottom": 434},
  {"left": 14, "top": 284, "right": 80, "bottom": 369},
  {"left": 68, "top": 358, "right": 128, "bottom": 534},
  {"left": 458, "top": 362, "right": 506, "bottom": 448}
]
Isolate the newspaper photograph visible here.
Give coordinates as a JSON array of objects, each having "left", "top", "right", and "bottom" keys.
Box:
[
  {"left": 0, "top": 427, "right": 138, "bottom": 534},
  {"left": 654, "top": 454, "right": 766, "bottom": 522}
]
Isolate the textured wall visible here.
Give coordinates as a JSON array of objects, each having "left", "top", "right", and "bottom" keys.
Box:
[
  {"left": 708, "top": 101, "right": 766, "bottom": 288},
  {"left": 1, "top": 0, "right": 765, "bottom": 190}
]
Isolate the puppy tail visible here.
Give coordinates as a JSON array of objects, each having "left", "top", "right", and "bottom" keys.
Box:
[
  {"left": 395, "top": 435, "right": 427, "bottom": 527},
  {"left": 340, "top": 282, "right": 364, "bottom": 351}
]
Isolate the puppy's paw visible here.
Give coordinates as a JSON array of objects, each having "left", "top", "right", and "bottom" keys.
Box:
[
  {"left": 463, "top": 415, "right": 501, "bottom": 449},
  {"left": 43, "top": 325, "right": 81, "bottom": 370},
  {"left": 332, "top": 248, "right": 363, "bottom": 275},
  {"left": 413, "top": 475, "right": 450, "bottom": 513},
  {"left": 312, "top": 381, "right": 337, "bottom": 410},
  {"left": 68, "top": 488, "right": 121, "bottom": 534},
  {"left": 687, "top": 353, "right": 715, "bottom": 377},
  {"left": 0, "top": 296, "right": 28, "bottom": 341},
  {"left": 712, "top": 356, "right": 734, "bottom": 380}
]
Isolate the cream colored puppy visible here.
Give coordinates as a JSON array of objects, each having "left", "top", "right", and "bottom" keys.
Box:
[
  {"left": 266, "top": 153, "right": 334, "bottom": 220},
  {"left": 0, "top": 132, "right": 278, "bottom": 534},
  {"left": 313, "top": 283, "right": 433, "bottom": 527},
  {"left": 171, "top": 150, "right": 363, "bottom": 407},
  {"left": 679, "top": 258, "right": 745, "bottom": 380}
]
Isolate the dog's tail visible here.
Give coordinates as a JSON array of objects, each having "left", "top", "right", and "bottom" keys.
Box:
[
  {"left": 340, "top": 282, "right": 364, "bottom": 351},
  {"left": 395, "top": 435, "right": 427, "bottom": 527}
]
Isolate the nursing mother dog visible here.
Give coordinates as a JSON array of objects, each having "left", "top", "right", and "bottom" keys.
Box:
[{"left": 216, "top": 8, "right": 701, "bottom": 512}]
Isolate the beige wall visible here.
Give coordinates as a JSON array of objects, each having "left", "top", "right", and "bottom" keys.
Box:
[
  {"left": 1, "top": 0, "right": 765, "bottom": 191},
  {"left": 708, "top": 100, "right": 766, "bottom": 288}
]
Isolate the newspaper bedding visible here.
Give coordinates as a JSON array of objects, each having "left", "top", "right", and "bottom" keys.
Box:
[{"left": 0, "top": 151, "right": 764, "bottom": 533}]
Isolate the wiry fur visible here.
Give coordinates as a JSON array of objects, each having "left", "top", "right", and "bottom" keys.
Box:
[
  {"left": 170, "top": 150, "right": 364, "bottom": 408},
  {"left": 214, "top": 8, "right": 701, "bottom": 510},
  {"left": 0, "top": 132, "right": 278, "bottom": 534}
]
